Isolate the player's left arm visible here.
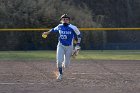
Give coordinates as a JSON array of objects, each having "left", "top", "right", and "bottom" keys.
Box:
[
  {"left": 73, "top": 26, "right": 81, "bottom": 46},
  {"left": 73, "top": 26, "right": 81, "bottom": 52}
]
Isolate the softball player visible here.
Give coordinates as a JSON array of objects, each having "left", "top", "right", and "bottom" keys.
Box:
[{"left": 42, "top": 14, "right": 81, "bottom": 80}]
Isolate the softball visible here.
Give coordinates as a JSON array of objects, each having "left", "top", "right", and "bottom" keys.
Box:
[{"left": 42, "top": 34, "right": 47, "bottom": 38}]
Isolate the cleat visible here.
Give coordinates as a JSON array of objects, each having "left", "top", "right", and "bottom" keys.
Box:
[{"left": 57, "top": 74, "right": 63, "bottom": 80}]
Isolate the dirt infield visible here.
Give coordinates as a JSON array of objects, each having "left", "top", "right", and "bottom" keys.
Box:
[{"left": 0, "top": 60, "right": 140, "bottom": 93}]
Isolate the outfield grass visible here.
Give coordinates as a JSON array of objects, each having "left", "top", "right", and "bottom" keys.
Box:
[
  {"left": 0, "top": 50, "right": 140, "bottom": 61},
  {"left": 79, "top": 50, "right": 140, "bottom": 60},
  {"left": 0, "top": 51, "right": 56, "bottom": 61}
]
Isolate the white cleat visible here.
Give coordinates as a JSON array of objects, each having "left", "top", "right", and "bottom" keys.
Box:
[{"left": 57, "top": 74, "right": 62, "bottom": 80}]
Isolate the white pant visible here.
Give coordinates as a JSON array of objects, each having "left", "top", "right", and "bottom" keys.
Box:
[{"left": 56, "top": 42, "right": 73, "bottom": 68}]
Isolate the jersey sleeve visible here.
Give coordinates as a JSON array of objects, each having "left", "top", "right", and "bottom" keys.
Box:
[
  {"left": 50, "top": 25, "right": 59, "bottom": 33},
  {"left": 72, "top": 26, "right": 81, "bottom": 44},
  {"left": 73, "top": 26, "right": 81, "bottom": 35}
]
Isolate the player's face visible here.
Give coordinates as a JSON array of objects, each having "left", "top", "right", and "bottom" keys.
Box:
[{"left": 61, "top": 18, "right": 70, "bottom": 24}]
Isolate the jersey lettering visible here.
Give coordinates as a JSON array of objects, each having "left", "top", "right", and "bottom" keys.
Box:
[{"left": 61, "top": 31, "right": 71, "bottom": 34}]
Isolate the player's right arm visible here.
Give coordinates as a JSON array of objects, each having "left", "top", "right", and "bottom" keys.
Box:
[
  {"left": 42, "top": 30, "right": 51, "bottom": 36},
  {"left": 42, "top": 25, "right": 60, "bottom": 36}
]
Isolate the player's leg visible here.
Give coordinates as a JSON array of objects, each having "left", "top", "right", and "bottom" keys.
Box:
[
  {"left": 63, "top": 46, "right": 73, "bottom": 68},
  {"left": 56, "top": 44, "right": 64, "bottom": 79}
]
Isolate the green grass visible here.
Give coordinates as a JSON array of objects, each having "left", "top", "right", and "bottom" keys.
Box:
[
  {"left": 0, "top": 50, "right": 140, "bottom": 61},
  {"left": 0, "top": 51, "right": 56, "bottom": 61},
  {"left": 78, "top": 50, "right": 140, "bottom": 60}
]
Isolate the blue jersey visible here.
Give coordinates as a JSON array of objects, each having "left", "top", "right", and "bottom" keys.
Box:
[{"left": 50, "top": 24, "right": 81, "bottom": 46}]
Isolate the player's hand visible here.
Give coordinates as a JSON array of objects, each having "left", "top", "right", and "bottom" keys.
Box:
[
  {"left": 42, "top": 32, "right": 49, "bottom": 38},
  {"left": 75, "top": 44, "right": 81, "bottom": 50},
  {"left": 42, "top": 32, "right": 49, "bottom": 35},
  {"left": 72, "top": 44, "right": 81, "bottom": 58}
]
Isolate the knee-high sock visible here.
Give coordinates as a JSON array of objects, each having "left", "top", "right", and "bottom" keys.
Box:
[{"left": 58, "top": 67, "right": 63, "bottom": 75}]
